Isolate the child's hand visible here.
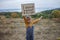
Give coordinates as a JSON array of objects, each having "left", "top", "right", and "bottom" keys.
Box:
[{"left": 39, "top": 16, "right": 43, "bottom": 20}]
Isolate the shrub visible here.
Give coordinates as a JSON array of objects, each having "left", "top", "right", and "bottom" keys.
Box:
[
  {"left": 11, "top": 12, "right": 20, "bottom": 18},
  {"left": 52, "top": 10, "right": 60, "bottom": 18}
]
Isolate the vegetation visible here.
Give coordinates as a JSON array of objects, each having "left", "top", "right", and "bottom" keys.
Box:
[
  {"left": 31, "top": 8, "right": 60, "bottom": 18},
  {"left": 0, "top": 8, "right": 60, "bottom": 18},
  {"left": 0, "top": 12, "right": 22, "bottom": 18},
  {"left": 51, "top": 10, "right": 60, "bottom": 18},
  {"left": 11, "top": 12, "right": 20, "bottom": 18}
]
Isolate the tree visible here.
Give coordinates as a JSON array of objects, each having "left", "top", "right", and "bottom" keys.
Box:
[
  {"left": 11, "top": 12, "right": 20, "bottom": 18},
  {"left": 52, "top": 10, "right": 60, "bottom": 18}
]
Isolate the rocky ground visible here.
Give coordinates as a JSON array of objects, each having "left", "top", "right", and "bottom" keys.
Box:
[{"left": 0, "top": 18, "right": 60, "bottom": 40}]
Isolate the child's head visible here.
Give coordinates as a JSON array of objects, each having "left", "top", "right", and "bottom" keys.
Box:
[{"left": 26, "top": 16, "right": 31, "bottom": 23}]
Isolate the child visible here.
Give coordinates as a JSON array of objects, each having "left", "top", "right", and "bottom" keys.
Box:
[{"left": 23, "top": 16, "right": 43, "bottom": 40}]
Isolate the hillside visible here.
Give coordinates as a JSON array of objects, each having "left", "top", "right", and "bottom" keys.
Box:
[
  {"left": 31, "top": 8, "right": 60, "bottom": 18},
  {"left": 0, "top": 8, "right": 60, "bottom": 18},
  {"left": 40, "top": 8, "right": 60, "bottom": 14}
]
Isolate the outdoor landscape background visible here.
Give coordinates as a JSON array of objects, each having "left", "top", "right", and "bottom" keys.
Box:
[{"left": 0, "top": 0, "right": 60, "bottom": 40}]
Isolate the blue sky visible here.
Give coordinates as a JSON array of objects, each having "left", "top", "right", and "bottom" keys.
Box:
[{"left": 0, "top": 0, "right": 60, "bottom": 12}]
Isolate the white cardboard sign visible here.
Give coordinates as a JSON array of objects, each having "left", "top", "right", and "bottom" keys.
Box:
[{"left": 21, "top": 3, "right": 35, "bottom": 16}]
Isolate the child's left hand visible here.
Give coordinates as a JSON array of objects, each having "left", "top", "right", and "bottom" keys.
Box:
[{"left": 39, "top": 16, "right": 43, "bottom": 20}]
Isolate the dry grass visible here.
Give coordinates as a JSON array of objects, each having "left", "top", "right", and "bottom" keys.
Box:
[{"left": 0, "top": 18, "right": 60, "bottom": 40}]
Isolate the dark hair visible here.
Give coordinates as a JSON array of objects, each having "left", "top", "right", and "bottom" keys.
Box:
[{"left": 27, "top": 17, "right": 30, "bottom": 18}]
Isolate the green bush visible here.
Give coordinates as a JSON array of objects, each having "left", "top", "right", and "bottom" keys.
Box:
[{"left": 52, "top": 10, "right": 60, "bottom": 18}]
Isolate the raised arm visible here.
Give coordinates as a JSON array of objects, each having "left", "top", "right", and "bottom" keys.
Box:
[
  {"left": 23, "top": 16, "right": 27, "bottom": 21},
  {"left": 32, "top": 16, "right": 43, "bottom": 24},
  {"left": 23, "top": 16, "right": 28, "bottom": 24}
]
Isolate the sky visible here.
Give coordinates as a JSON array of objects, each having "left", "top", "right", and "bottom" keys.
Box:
[{"left": 0, "top": 0, "right": 60, "bottom": 12}]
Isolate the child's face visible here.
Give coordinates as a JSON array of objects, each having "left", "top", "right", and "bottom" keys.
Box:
[{"left": 26, "top": 17, "right": 31, "bottom": 23}]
